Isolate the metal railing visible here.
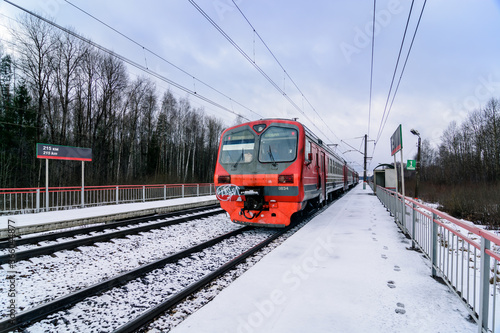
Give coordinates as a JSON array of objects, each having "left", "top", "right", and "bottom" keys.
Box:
[
  {"left": 0, "top": 183, "right": 215, "bottom": 215},
  {"left": 376, "top": 185, "right": 500, "bottom": 333}
]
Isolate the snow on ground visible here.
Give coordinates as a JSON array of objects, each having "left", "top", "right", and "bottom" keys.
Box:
[
  {"left": 0, "top": 195, "right": 217, "bottom": 229},
  {"left": 0, "top": 214, "right": 241, "bottom": 319},
  {"left": 1, "top": 187, "right": 489, "bottom": 332},
  {"left": 171, "top": 185, "right": 478, "bottom": 333},
  {"left": 24, "top": 228, "right": 275, "bottom": 332}
]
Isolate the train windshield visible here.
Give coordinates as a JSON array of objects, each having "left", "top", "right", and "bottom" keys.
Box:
[
  {"left": 220, "top": 129, "right": 256, "bottom": 164},
  {"left": 259, "top": 126, "right": 298, "bottom": 163}
]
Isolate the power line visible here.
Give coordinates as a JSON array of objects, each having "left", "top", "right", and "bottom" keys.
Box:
[
  {"left": 188, "top": 0, "right": 335, "bottom": 146},
  {"left": 3, "top": 0, "right": 253, "bottom": 122},
  {"left": 368, "top": 0, "right": 376, "bottom": 139},
  {"left": 63, "top": 0, "right": 262, "bottom": 120},
  {"left": 369, "top": 0, "right": 427, "bottom": 169},
  {"left": 380, "top": 0, "right": 427, "bottom": 140},
  {"left": 341, "top": 139, "right": 364, "bottom": 155},
  {"left": 374, "top": 0, "right": 416, "bottom": 145},
  {"left": 230, "top": 0, "right": 342, "bottom": 144}
]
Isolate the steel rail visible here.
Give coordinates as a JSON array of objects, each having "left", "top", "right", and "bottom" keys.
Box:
[
  {"left": 0, "top": 204, "right": 219, "bottom": 249},
  {"left": 112, "top": 224, "right": 293, "bottom": 333},
  {"left": 2, "top": 187, "right": 345, "bottom": 332},
  {"left": 0, "top": 207, "right": 223, "bottom": 264},
  {"left": 0, "top": 226, "right": 252, "bottom": 333}
]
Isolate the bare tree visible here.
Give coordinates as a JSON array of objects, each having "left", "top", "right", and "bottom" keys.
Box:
[
  {"left": 93, "top": 53, "right": 127, "bottom": 182},
  {"left": 12, "top": 14, "right": 58, "bottom": 143},
  {"left": 50, "top": 30, "right": 86, "bottom": 144},
  {"left": 4, "top": 14, "right": 229, "bottom": 187}
]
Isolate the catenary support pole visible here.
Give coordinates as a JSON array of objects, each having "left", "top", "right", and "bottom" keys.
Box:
[
  {"left": 81, "top": 161, "right": 85, "bottom": 208},
  {"left": 45, "top": 159, "right": 49, "bottom": 211},
  {"left": 363, "top": 134, "right": 367, "bottom": 190}
]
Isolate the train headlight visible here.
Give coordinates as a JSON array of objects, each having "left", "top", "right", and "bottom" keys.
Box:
[
  {"left": 218, "top": 175, "right": 231, "bottom": 183},
  {"left": 278, "top": 174, "right": 294, "bottom": 184},
  {"left": 253, "top": 124, "right": 266, "bottom": 133}
]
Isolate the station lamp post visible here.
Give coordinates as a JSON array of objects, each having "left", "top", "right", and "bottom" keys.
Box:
[{"left": 410, "top": 129, "right": 421, "bottom": 198}]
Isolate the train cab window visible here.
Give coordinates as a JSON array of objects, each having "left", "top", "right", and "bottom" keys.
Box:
[
  {"left": 259, "top": 126, "right": 298, "bottom": 163},
  {"left": 220, "top": 128, "right": 256, "bottom": 164}
]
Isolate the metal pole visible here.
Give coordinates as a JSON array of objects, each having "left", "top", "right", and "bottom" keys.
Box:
[
  {"left": 415, "top": 136, "right": 421, "bottom": 199},
  {"left": 363, "top": 134, "right": 367, "bottom": 190},
  {"left": 478, "top": 238, "right": 491, "bottom": 332},
  {"left": 36, "top": 188, "right": 40, "bottom": 213},
  {"left": 400, "top": 148, "right": 406, "bottom": 230},
  {"left": 393, "top": 154, "right": 398, "bottom": 223},
  {"left": 81, "top": 161, "right": 85, "bottom": 208},
  {"left": 411, "top": 202, "right": 416, "bottom": 249},
  {"left": 431, "top": 212, "right": 438, "bottom": 277},
  {"left": 45, "top": 159, "right": 49, "bottom": 211}
]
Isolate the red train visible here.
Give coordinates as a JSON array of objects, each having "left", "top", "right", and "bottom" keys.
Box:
[{"left": 214, "top": 119, "right": 358, "bottom": 227}]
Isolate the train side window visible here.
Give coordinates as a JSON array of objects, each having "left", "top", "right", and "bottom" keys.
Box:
[{"left": 305, "top": 138, "right": 312, "bottom": 161}]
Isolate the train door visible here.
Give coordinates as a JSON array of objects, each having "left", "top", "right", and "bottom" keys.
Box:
[
  {"left": 343, "top": 164, "right": 348, "bottom": 191},
  {"left": 315, "top": 151, "right": 320, "bottom": 190},
  {"left": 320, "top": 152, "right": 326, "bottom": 203}
]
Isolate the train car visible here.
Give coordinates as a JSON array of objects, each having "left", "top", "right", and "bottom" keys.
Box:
[
  {"left": 346, "top": 165, "right": 359, "bottom": 188},
  {"left": 214, "top": 118, "right": 354, "bottom": 228}
]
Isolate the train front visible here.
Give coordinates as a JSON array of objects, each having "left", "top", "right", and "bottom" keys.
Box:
[{"left": 214, "top": 120, "right": 304, "bottom": 227}]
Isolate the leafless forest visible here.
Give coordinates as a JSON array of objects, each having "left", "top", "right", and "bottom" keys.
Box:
[
  {"left": 407, "top": 97, "right": 500, "bottom": 227},
  {"left": 1, "top": 16, "right": 499, "bottom": 226},
  {"left": 0, "top": 15, "right": 227, "bottom": 188}
]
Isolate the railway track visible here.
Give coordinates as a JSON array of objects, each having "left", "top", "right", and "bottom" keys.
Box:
[
  {"left": 1, "top": 199, "right": 335, "bottom": 332},
  {"left": 0, "top": 205, "right": 222, "bottom": 264},
  {"left": 113, "top": 225, "right": 289, "bottom": 333},
  {"left": 0, "top": 222, "right": 296, "bottom": 332},
  {"left": 0, "top": 225, "right": 252, "bottom": 332}
]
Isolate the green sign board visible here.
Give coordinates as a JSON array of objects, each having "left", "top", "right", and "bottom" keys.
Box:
[{"left": 407, "top": 159, "right": 416, "bottom": 170}]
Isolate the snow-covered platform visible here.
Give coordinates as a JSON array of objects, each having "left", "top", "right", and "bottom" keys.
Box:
[
  {"left": 0, "top": 196, "right": 218, "bottom": 239},
  {"left": 172, "top": 185, "right": 477, "bottom": 333}
]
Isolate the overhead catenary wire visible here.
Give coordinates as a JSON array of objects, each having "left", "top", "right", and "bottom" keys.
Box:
[
  {"left": 369, "top": 0, "right": 426, "bottom": 169},
  {"left": 379, "top": 0, "right": 427, "bottom": 143},
  {"left": 367, "top": 0, "right": 376, "bottom": 139},
  {"left": 230, "top": 0, "right": 343, "bottom": 145},
  {"left": 188, "top": 0, "right": 337, "bottom": 148},
  {"left": 0, "top": 15, "right": 225, "bottom": 120},
  {"left": 62, "top": 0, "right": 262, "bottom": 120},
  {"left": 374, "top": 0, "right": 416, "bottom": 146},
  {"left": 3, "top": 0, "right": 253, "bottom": 122}
]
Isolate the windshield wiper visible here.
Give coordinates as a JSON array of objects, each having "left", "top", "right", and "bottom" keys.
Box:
[
  {"left": 268, "top": 145, "right": 277, "bottom": 167},
  {"left": 233, "top": 148, "right": 244, "bottom": 169}
]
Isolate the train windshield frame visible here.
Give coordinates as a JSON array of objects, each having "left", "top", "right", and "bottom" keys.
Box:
[
  {"left": 219, "top": 128, "right": 256, "bottom": 164},
  {"left": 259, "top": 126, "right": 298, "bottom": 163}
]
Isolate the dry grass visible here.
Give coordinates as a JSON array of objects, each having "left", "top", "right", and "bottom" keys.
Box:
[{"left": 408, "top": 181, "right": 500, "bottom": 229}]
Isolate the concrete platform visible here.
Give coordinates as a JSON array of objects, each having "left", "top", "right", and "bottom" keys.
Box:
[
  {"left": 171, "top": 186, "right": 476, "bottom": 333},
  {"left": 0, "top": 196, "right": 218, "bottom": 239}
]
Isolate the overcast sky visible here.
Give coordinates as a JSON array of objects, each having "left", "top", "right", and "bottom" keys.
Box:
[{"left": 1, "top": 0, "right": 500, "bottom": 174}]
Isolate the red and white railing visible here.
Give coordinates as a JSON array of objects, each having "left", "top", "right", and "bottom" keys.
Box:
[
  {"left": 376, "top": 185, "right": 499, "bottom": 333},
  {"left": 0, "top": 183, "right": 215, "bottom": 215}
]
